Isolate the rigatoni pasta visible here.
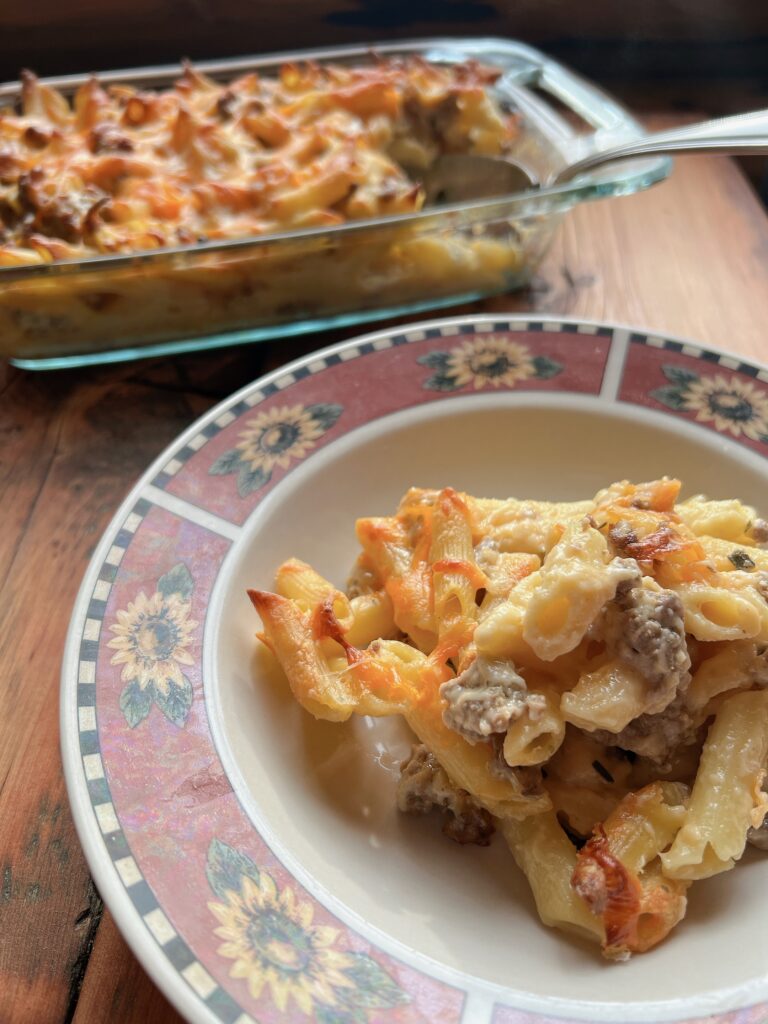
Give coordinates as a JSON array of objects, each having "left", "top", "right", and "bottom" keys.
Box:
[{"left": 248, "top": 479, "right": 768, "bottom": 960}]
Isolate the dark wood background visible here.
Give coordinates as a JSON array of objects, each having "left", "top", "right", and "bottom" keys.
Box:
[
  {"left": 5, "top": 1, "right": 767, "bottom": 196},
  {"left": 1, "top": 6, "right": 768, "bottom": 1022},
  {"left": 3, "top": 0, "right": 767, "bottom": 116}
]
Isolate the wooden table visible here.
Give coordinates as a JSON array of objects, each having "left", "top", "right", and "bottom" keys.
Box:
[{"left": 2, "top": 118, "right": 768, "bottom": 1023}]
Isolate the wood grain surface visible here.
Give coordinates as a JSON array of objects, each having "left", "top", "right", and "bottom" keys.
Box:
[{"left": 1, "top": 117, "right": 768, "bottom": 1023}]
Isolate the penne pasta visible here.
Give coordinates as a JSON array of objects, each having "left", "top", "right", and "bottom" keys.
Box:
[
  {"left": 503, "top": 685, "right": 565, "bottom": 766},
  {"left": 685, "top": 640, "right": 768, "bottom": 717},
  {"left": 674, "top": 582, "right": 767, "bottom": 642},
  {"left": 473, "top": 499, "right": 593, "bottom": 557},
  {"left": 356, "top": 515, "right": 436, "bottom": 651},
  {"left": 407, "top": 698, "right": 551, "bottom": 820},
  {"left": 429, "top": 488, "right": 482, "bottom": 634},
  {"left": 661, "top": 689, "right": 768, "bottom": 879},
  {"left": 572, "top": 783, "right": 690, "bottom": 958},
  {"left": 523, "top": 520, "right": 634, "bottom": 661},
  {"left": 699, "top": 535, "right": 768, "bottom": 572},
  {"left": 501, "top": 811, "right": 604, "bottom": 942},
  {"left": 561, "top": 659, "right": 652, "bottom": 733},
  {"left": 249, "top": 589, "right": 357, "bottom": 721},
  {"left": 676, "top": 496, "right": 761, "bottom": 545},
  {"left": 275, "top": 557, "right": 352, "bottom": 623},
  {"left": 247, "top": 477, "right": 768, "bottom": 960},
  {"left": 346, "top": 590, "right": 397, "bottom": 648},
  {"left": 473, "top": 572, "right": 541, "bottom": 663},
  {"left": 355, "top": 516, "right": 412, "bottom": 580}
]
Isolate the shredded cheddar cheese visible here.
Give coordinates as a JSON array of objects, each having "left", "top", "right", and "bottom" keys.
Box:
[{"left": 0, "top": 58, "right": 520, "bottom": 267}]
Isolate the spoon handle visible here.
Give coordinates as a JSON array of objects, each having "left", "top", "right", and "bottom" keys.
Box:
[{"left": 557, "top": 110, "right": 768, "bottom": 183}]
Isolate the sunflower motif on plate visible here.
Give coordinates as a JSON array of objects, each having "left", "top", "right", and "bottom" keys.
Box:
[
  {"left": 210, "top": 403, "right": 343, "bottom": 497},
  {"left": 206, "top": 839, "right": 408, "bottom": 1022},
  {"left": 651, "top": 365, "right": 768, "bottom": 443},
  {"left": 417, "top": 334, "right": 562, "bottom": 392},
  {"left": 108, "top": 562, "right": 197, "bottom": 728}
]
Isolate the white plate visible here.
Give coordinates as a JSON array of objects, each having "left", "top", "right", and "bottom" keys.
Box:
[{"left": 62, "top": 315, "right": 768, "bottom": 1024}]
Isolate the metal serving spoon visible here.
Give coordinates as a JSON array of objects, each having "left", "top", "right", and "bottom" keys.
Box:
[{"left": 423, "top": 109, "right": 768, "bottom": 204}]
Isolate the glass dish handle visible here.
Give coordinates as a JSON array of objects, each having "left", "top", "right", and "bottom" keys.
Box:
[
  {"left": 493, "top": 47, "right": 647, "bottom": 165},
  {"left": 536, "top": 60, "right": 632, "bottom": 134}
]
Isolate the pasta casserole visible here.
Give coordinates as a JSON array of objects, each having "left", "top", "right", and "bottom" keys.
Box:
[
  {"left": 249, "top": 478, "right": 768, "bottom": 960},
  {"left": 0, "top": 58, "right": 519, "bottom": 264},
  {"left": 0, "top": 57, "right": 535, "bottom": 359}
]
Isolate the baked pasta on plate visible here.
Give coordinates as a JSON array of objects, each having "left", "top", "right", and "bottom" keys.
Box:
[
  {"left": 61, "top": 316, "right": 768, "bottom": 1024},
  {"left": 249, "top": 478, "right": 768, "bottom": 961}
]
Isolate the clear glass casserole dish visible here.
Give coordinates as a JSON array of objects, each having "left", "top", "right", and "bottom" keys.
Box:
[{"left": 0, "top": 38, "right": 669, "bottom": 369}]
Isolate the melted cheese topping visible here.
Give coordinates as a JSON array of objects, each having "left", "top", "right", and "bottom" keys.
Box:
[{"left": 0, "top": 58, "right": 519, "bottom": 266}]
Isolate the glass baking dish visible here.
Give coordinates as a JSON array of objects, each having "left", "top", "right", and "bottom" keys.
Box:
[{"left": 0, "top": 38, "right": 669, "bottom": 370}]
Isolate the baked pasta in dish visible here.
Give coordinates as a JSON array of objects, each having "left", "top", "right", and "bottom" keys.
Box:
[
  {"left": 0, "top": 58, "right": 519, "bottom": 264},
  {"left": 0, "top": 57, "right": 534, "bottom": 358},
  {"left": 249, "top": 479, "right": 768, "bottom": 960}
]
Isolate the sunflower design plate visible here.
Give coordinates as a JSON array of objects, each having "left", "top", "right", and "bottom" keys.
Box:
[{"left": 62, "top": 315, "right": 768, "bottom": 1024}]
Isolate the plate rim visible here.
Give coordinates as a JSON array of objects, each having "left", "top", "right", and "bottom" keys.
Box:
[{"left": 61, "top": 312, "right": 768, "bottom": 1024}]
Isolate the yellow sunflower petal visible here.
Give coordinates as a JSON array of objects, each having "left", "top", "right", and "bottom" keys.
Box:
[
  {"left": 301, "top": 977, "right": 337, "bottom": 1008},
  {"left": 217, "top": 905, "right": 250, "bottom": 932},
  {"left": 214, "top": 926, "right": 245, "bottom": 944},
  {"left": 296, "top": 901, "right": 314, "bottom": 930},
  {"left": 229, "top": 957, "right": 256, "bottom": 982},
  {"left": 743, "top": 422, "right": 763, "bottom": 441},
  {"left": 258, "top": 871, "right": 279, "bottom": 905},
  {"left": 164, "top": 596, "right": 190, "bottom": 619},
  {"left": 107, "top": 644, "right": 131, "bottom": 660},
  {"left": 225, "top": 885, "right": 246, "bottom": 909},
  {"left": 267, "top": 970, "right": 291, "bottom": 1012},
  {"left": 240, "top": 874, "right": 263, "bottom": 909},
  {"left": 309, "top": 924, "right": 339, "bottom": 949},
  {"left": 711, "top": 413, "right": 739, "bottom": 435},
  {"left": 278, "top": 885, "right": 297, "bottom": 916},
  {"left": 290, "top": 982, "right": 315, "bottom": 1015},
  {"left": 165, "top": 661, "right": 185, "bottom": 688},
  {"left": 316, "top": 949, "right": 357, "bottom": 976},
  {"left": 244, "top": 970, "right": 267, "bottom": 1002},
  {"left": 216, "top": 940, "right": 249, "bottom": 958},
  {"left": 152, "top": 674, "right": 170, "bottom": 696},
  {"left": 311, "top": 964, "right": 355, "bottom": 994},
  {"left": 208, "top": 900, "right": 230, "bottom": 923},
  {"left": 245, "top": 454, "right": 276, "bottom": 475},
  {"left": 213, "top": 916, "right": 251, "bottom": 938},
  {"left": 136, "top": 668, "right": 157, "bottom": 690},
  {"left": 210, "top": 901, "right": 246, "bottom": 933}
]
